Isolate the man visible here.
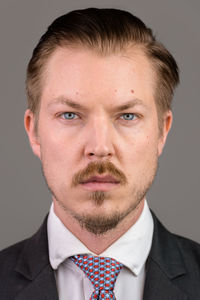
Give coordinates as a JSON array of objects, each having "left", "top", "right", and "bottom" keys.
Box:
[{"left": 0, "top": 7, "right": 200, "bottom": 300}]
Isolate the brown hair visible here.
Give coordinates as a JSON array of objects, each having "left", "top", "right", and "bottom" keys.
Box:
[{"left": 26, "top": 8, "right": 179, "bottom": 131}]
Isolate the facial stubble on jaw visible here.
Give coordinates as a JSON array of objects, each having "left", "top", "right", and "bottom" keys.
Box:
[
  {"left": 72, "top": 181, "right": 153, "bottom": 235},
  {"left": 42, "top": 159, "right": 158, "bottom": 235}
]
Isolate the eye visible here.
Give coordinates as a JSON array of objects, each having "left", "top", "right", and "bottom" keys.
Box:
[
  {"left": 61, "top": 112, "right": 78, "bottom": 120},
  {"left": 120, "top": 113, "right": 137, "bottom": 121}
]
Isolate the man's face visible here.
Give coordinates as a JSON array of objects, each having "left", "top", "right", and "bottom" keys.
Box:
[{"left": 25, "top": 46, "right": 172, "bottom": 234}]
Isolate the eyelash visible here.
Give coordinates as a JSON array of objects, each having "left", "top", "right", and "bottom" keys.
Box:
[{"left": 59, "top": 112, "right": 139, "bottom": 121}]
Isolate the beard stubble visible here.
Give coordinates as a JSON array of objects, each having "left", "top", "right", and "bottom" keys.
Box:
[{"left": 42, "top": 159, "right": 158, "bottom": 235}]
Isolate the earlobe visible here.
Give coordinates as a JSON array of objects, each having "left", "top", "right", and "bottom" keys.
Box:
[
  {"left": 24, "top": 109, "right": 41, "bottom": 159},
  {"left": 158, "top": 110, "right": 173, "bottom": 156}
]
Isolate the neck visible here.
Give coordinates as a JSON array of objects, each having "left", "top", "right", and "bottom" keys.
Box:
[{"left": 53, "top": 199, "right": 145, "bottom": 255}]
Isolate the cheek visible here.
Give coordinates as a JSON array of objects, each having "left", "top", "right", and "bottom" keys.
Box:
[
  {"left": 41, "top": 130, "right": 68, "bottom": 155},
  {"left": 39, "top": 136, "right": 73, "bottom": 176},
  {"left": 123, "top": 132, "right": 159, "bottom": 171},
  {"left": 126, "top": 131, "right": 157, "bottom": 154}
]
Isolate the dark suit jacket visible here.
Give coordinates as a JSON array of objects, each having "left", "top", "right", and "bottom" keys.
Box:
[{"left": 0, "top": 213, "right": 200, "bottom": 300}]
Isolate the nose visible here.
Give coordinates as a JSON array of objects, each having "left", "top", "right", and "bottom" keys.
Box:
[{"left": 84, "top": 116, "right": 115, "bottom": 159}]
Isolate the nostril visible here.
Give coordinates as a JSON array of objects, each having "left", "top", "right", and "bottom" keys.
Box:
[
  {"left": 89, "top": 153, "right": 95, "bottom": 156},
  {"left": 87, "top": 152, "right": 112, "bottom": 158}
]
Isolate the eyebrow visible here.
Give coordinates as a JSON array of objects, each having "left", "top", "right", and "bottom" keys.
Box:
[
  {"left": 112, "top": 98, "right": 147, "bottom": 112},
  {"left": 47, "top": 96, "right": 147, "bottom": 112},
  {"left": 48, "top": 96, "right": 88, "bottom": 111}
]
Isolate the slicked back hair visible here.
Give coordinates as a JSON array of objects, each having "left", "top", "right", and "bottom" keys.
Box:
[{"left": 26, "top": 8, "right": 179, "bottom": 132}]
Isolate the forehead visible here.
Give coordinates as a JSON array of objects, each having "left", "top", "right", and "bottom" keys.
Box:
[{"left": 41, "top": 46, "right": 156, "bottom": 109}]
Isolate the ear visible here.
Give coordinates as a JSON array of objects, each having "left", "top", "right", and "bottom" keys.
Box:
[
  {"left": 158, "top": 110, "right": 173, "bottom": 156},
  {"left": 24, "top": 109, "right": 41, "bottom": 159}
]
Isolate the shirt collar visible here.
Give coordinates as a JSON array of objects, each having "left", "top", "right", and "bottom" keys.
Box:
[{"left": 47, "top": 200, "right": 153, "bottom": 276}]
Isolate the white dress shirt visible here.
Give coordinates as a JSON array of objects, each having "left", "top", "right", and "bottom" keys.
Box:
[{"left": 47, "top": 200, "right": 154, "bottom": 300}]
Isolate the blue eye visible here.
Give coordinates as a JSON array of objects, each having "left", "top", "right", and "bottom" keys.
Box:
[
  {"left": 62, "top": 112, "right": 77, "bottom": 120},
  {"left": 121, "top": 113, "right": 136, "bottom": 121}
]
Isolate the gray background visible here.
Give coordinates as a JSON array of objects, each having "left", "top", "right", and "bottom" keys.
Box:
[{"left": 0, "top": 0, "right": 199, "bottom": 250}]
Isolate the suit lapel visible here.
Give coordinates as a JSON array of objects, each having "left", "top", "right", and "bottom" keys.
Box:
[
  {"left": 143, "top": 213, "right": 189, "bottom": 300},
  {"left": 14, "top": 216, "right": 58, "bottom": 300},
  {"left": 143, "top": 257, "right": 188, "bottom": 300},
  {"left": 15, "top": 264, "right": 58, "bottom": 300},
  {"left": 13, "top": 211, "right": 191, "bottom": 299}
]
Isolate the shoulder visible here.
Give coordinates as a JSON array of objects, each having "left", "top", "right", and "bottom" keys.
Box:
[
  {"left": 0, "top": 239, "right": 27, "bottom": 265},
  {"left": 152, "top": 211, "right": 200, "bottom": 260},
  {"left": 0, "top": 239, "right": 31, "bottom": 299},
  {"left": 0, "top": 239, "right": 29, "bottom": 276},
  {"left": 174, "top": 233, "right": 200, "bottom": 267},
  {"left": 145, "top": 212, "right": 200, "bottom": 298},
  {"left": 150, "top": 212, "right": 200, "bottom": 293},
  {"left": 0, "top": 216, "right": 49, "bottom": 299},
  {"left": 167, "top": 233, "right": 200, "bottom": 296}
]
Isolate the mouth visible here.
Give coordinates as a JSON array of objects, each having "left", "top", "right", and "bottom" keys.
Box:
[{"left": 80, "top": 175, "right": 120, "bottom": 191}]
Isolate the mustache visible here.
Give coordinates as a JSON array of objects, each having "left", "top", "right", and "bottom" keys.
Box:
[{"left": 71, "top": 161, "right": 128, "bottom": 187}]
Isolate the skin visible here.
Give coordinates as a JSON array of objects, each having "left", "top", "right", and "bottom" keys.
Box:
[{"left": 24, "top": 46, "right": 172, "bottom": 254}]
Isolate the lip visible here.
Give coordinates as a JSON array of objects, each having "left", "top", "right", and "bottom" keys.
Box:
[
  {"left": 81, "top": 175, "right": 120, "bottom": 184},
  {"left": 80, "top": 175, "right": 120, "bottom": 191}
]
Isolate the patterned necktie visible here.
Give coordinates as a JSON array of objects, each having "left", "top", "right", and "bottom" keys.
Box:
[{"left": 70, "top": 254, "right": 123, "bottom": 299}]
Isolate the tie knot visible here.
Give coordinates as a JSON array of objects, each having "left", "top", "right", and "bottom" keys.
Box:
[{"left": 70, "top": 254, "right": 123, "bottom": 296}]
